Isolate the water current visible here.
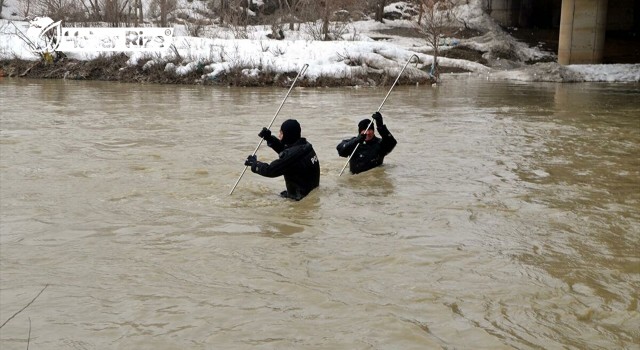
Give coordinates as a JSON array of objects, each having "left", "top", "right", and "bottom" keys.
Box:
[{"left": 1, "top": 77, "right": 639, "bottom": 349}]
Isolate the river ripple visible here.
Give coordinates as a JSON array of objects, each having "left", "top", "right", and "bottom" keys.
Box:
[{"left": 0, "top": 77, "right": 638, "bottom": 349}]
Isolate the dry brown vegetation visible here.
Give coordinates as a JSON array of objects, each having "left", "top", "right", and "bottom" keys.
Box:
[{"left": 0, "top": 55, "right": 434, "bottom": 86}]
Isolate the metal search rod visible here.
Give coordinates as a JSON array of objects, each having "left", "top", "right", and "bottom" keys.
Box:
[
  {"left": 229, "top": 64, "right": 309, "bottom": 195},
  {"left": 339, "top": 54, "right": 418, "bottom": 176}
]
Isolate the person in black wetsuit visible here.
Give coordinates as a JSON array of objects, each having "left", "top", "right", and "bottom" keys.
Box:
[
  {"left": 244, "top": 119, "right": 320, "bottom": 201},
  {"left": 336, "top": 112, "right": 397, "bottom": 174}
]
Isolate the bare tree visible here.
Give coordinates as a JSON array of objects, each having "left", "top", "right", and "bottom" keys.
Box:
[
  {"left": 373, "top": 0, "right": 385, "bottom": 23},
  {"left": 132, "top": 0, "right": 142, "bottom": 25},
  {"left": 72, "top": 0, "right": 137, "bottom": 24},
  {"left": 282, "top": 0, "right": 302, "bottom": 30},
  {"left": 149, "top": 0, "right": 175, "bottom": 26},
  {"left": 219, "top": 0, "right": 229, "bottom": 24},
  {"left": 301, "top": 0, "right": 361, "bottom": 41},
  {"left": 17, "top": 0, "right": 34, "bottom": 17},
  {"left": 419, "top": 0, "right": 455, "bottom": 80},
  {"left": 77, "top": 0, "right": 102, "bottom": 20},
  {"left": 217, "top": 0, "right": 247, "bottom": 26},
  {"left": 33, "top": 0, "right": 84, "bottom": 21},
  {"left": 159, "top": 0, "right": 169, "bottom": 26},
  {"left": 103, "top": 0, "right": 131, "bottom": 25}
]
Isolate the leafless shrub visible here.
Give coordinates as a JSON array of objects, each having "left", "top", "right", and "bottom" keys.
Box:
[
  {"left": 336, "top": 49, "right": 364, "bottom": 66},
  {"left": 201, "top": 24, "right": 224, "bottom": 39},
  {"left": 185, "top": 19, "right": 208, "bottom": 37},
  {"left": 345, "top": 25, "right": 360, "bottom": 41},
  {"left": 303, "top": 19, "right": 350, "bottom": 41},
  {"left": 269, "top": 45, "right": 285, "bottom": 56},
  {"left": 418, "top": 0, "right": 457, "bottom": 80},
  {"left": 267, "top": 21, "right": 284, "bottom": 39},
  {"left": 298, "top": 0, "right": 363, "bottom": 41},
  {"left": 168, "top": 43, "right": 182, "bottom": 61},
  {"left": 212, "top": 3, "right": 252, "bottom": 40},
  {"left": 23, "top": 0, "right": 86, "bottom": 21},
  {"left": 259, "top": 39, "right": 269, "bottom": 52}
]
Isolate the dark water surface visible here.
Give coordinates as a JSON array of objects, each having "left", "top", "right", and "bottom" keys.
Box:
[{"left": 1, "top": 77, "right": 638, "bottom": 349}]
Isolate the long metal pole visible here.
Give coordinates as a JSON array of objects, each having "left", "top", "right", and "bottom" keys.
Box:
[
  {"left": 229, "top": 64, "right": 309, "bottom": 195},
  {"left": 339, "top": 54, "right": 418, "bottom": 176}
]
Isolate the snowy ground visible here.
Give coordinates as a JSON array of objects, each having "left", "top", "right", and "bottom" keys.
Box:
[{"left": 1, "top": 0, "right": 639, "bottom": 83}]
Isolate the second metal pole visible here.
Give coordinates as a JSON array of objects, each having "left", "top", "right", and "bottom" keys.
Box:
[{"left": 339, "top": 54, "right": 418, "bottom": 176}]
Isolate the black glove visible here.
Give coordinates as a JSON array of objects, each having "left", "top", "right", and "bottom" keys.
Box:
[
  {"left": 372, "top": 112, "right": 383, "bottom": 126},
  {"left": 356, "top": 133, "right": 366, "bottom": 144},
  {"left": 258, "top": 127, "right": 271, "bottom": 139},
  {"left": 244, "top": 155, "right": 257, "bottom": 167}
]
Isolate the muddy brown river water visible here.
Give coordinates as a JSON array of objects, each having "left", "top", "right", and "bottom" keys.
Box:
[{"left": 0, "top": 77, "right": 638, "bottom": 349}]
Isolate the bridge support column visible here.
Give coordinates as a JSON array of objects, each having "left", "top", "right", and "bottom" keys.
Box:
[{"left": 558, "top": 0, "right": 608, "bottom": 64}]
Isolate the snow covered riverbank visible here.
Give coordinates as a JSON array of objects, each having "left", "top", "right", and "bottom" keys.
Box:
[{"left": 1, "top": 0, "right": 639, "bottom": 85}]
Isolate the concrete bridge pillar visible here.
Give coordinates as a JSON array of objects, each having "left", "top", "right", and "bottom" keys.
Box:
[{"left": 558, "top": 0, "right": 608, "bottom": 64}]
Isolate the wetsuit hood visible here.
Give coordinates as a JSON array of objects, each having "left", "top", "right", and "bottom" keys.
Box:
[
  {"left": 280, "top": 119, "right": 301, "bottom": 146},
  {"left": 358, "top": 119, "right": 374, "bottom": 132}
]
